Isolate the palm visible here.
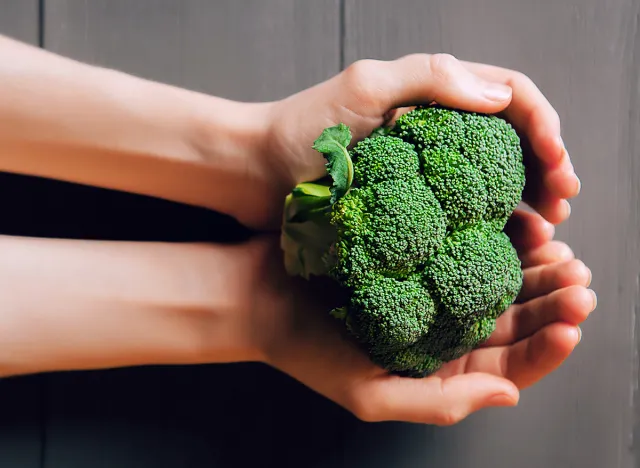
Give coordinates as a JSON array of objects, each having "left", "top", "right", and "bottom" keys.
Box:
[{"left": 262, "top": 209, "right": 594, "bottom": 424}]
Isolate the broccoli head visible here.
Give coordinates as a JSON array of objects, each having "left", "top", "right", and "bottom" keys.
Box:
[
  {"left": 395, "top": 106, "right": 525, "bottom": 229},
  {"left": 280, "top": 106, "right": 526, "bottom": 377},
  {"left": 331, "top": 177, "right": 447, "bottom": 286}
]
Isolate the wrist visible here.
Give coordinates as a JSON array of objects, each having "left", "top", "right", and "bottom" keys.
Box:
[
  {"left": 0, "top": 35, "right": 280, "bottom": 229},
  {"left": 191, "top": 97, "right": 280, "bottom": 228}
]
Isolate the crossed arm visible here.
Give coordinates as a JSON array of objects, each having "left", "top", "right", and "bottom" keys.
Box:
[{"left": 0, "top": 34, "right": 593, "bottom": 424}]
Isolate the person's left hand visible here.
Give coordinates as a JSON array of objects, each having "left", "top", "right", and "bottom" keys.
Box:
[{"left": 248, "top": 210, "right": 595, "bottom": 425}]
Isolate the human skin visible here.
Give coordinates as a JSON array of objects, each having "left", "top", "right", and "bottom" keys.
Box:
[
  {"left": 0, "top": 233, "right": 594, "bottom": 425},
  {"left": 0, "top": 36, "right": 578, "bottom": 230},
  {"left": 0, "top": 35, "right": 593, "bottom": 424}
]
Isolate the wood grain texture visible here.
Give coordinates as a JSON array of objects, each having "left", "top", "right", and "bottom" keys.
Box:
[
  {"left": 344, "top": 1, "right": 640, "bottom": 467},
  {"left": 45, "top": 0, "right": 340, "bottom": 101},
  {"left": 0, "top": 0, "right": 39, "bottom": 43},
  {"left": 0, "top": 376, "right": 44, "bottom": 468},
  {"left": 1, "top": 1, "right": 635, "bottom": 467}
]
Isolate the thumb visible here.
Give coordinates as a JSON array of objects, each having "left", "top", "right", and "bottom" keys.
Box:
[
  {"left": 351, "top": 372, "right": 520, "bottom": 425},
  {"left": 346, "top": 53, "right": 513, "bottom": 114}
]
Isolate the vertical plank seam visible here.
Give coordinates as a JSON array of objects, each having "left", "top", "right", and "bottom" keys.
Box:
[
  {"left": 38, "top": 377, "right": 48, "bottom": 468},
  {"left": 339, "top": 0, "right": 346, "bottom": 70},
  {"left": 630, "top": 4, "right": 640, "bottom": 468},
  {"left": 37, "top": 0, "right": 45, "bottom": 47}
]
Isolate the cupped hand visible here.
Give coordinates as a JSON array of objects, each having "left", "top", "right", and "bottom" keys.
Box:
[
  {"left": 265, "top": 53, "right": 577, "bottom": 227},
  {"left": 249, "top": 210, "right": 595, "bottom": 425}
]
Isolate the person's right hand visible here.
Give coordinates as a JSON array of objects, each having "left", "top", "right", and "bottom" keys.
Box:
[
  {"left": 256, "top": 53, "right": 577, "bottom": 230},
  {"left": 246, "top": 214, "right": 595, "bottom": 425}
]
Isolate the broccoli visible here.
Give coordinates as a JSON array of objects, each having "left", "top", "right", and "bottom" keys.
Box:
[{"left": 280, "top": 106, "right": 526, "bottom": 377}]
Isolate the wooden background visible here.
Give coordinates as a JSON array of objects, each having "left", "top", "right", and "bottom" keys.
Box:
[{"left": 0, "top": 1, "right": 637, "bottom": 467}]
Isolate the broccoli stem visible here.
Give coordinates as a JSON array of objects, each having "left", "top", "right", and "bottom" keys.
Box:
[
  {"left": 281, "top": 181, "right": 338, "bottom": 278},
  {"left": 281, "top": 123, "right": 360, "bottom": 278}
]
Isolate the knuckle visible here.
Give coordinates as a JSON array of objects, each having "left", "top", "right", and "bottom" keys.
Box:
[
  {"left": 510, "top": 70, "right": 533, "bottom": 89},
  {"left": 510, "top": 70, "right": 561, "bottom": 129},
  {"left": 350, "top": 399, "right": 380, "bottom": 423},
  {"left": 554, "top": 241, "right": 575, "bottom": 260},
  {"left": 345, "top": 386, "right": 386, "bottom": 423},
  {"left": 342, "top": 59, "right": 387, "bottom": 106},
  {"left": 429, "top": 53, "right": 460, "bottom": 84},
  {"left": 433, "top": 406, "right": 466, "bottom": 427},
  {"left": 571, "top": 258, "right": 588, "bottom": 272}
]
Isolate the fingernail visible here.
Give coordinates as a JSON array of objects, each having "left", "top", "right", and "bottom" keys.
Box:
[
  {"left": 574, "top": 175, "right": 582, "bottom": 195},
  {"left": 487, "top": 393, "right": 517, "bottom": 407},
  {"left": 589, "top": 289, "right": 598, "bottom": 310},
  {"left": 554, "top": 136, "right": 567, "bottom": 164},
  {"left": 576, "top": 326, "right": 582, "bottom": 344},
  {"left": 563, "top": 200, "right": 572, "bottom": 218},
  {"left": 586, "top": 268, "right": 592, "bottom": 287},
  {"left": 484, "top": 83, "right": 512, "bottom": 102},
  {"left": 545, "top": 220, "right": 556, "bottom": 238}
]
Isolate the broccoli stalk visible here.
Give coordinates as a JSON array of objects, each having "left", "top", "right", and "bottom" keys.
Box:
[
  {"left": 280, "top": 123, "right": 355, "bottom": 279},
  {"left": 281, "top": 106, "right": 526, "bottom": 378}
]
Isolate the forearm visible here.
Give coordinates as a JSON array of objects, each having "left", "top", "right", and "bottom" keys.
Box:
[
  {"left": 0, "top": 35, "right": 273, "bottom": 225},
  {"left": 0, "top": 235, "right": 262, "bottom": 378}
]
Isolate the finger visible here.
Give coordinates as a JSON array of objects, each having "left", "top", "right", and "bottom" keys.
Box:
[
  {"left": 543, "top": 156, "right": 581, "bottom": 199},
  {"left": 505, "top": 322, "right": 581, "bottom": 389},
  {"left": 484, "top": 285, "right": 596, "bottom": 347},
  {"left": 522, "top": 185, "right": 572, "bottom": 225},
  {"left": 508, "top": 322, "right": 581, "bottom": 389},
  {"left": 520, "top": 157, "right": 576, "bottom": 205},
  {"left": 514, "top": 134, "right": 572, "bottom": 223},
  {"left": 522, "top": 159, "right": 574, "bottom": 224},
  {"left": 461, "top": 62, "right": 564, "bottom": 166},
  {"left": 462, "top": 61, "right": 580, "bottom": 204},
  {"left": 517, "top": 259, "right": 592, "bottom": 302},
  {"left": 351, "top": 372, "right": 519, "bottom": 425},
  {"left": 465, "top": 322, "right": 582, "bottom": 389},
  {"left": 519, "top": 240, "right": 575, "bottom": 268},
  {"left": 504, "top": 209, "right": 555, "bottom": 252},
  {"left": 367, "top": 53, "right": 514, "bottom": 114}
]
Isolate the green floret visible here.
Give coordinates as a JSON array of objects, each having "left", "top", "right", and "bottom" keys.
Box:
[
  {"left": 280, "top": 106, "right": 527, "bottom": 378},
  {"left": 330, "top": 178, "right": 447, "bottom": 286},
  {"left": 426, "top": 223, "right": 520, "bottom": 319},
  {"left": 351, "top": 135, "right": 421, "bottom": 185},
  {"left": 422, "top": 147, "right": 489, "bottom": 229},
  {"left": 393, "top": 105, "right": 466, "bottom": 151},
  {"left": 345, "top": 275, "right": 438, "bottom": 354},
  {"left": 459, "top": 112, "right": 525, "bottom": 224},
  {"left": 417, "top": 312, "right": 497, "bottom": 364},
  {"left": 393, "top": 106, "right": 525, "bottom": 228},
  {"left": 487, "top": 232, "right": 524, "bottom": 318},
  {"left": 371, "top": 341, "right": 443, "bottom": 378}
]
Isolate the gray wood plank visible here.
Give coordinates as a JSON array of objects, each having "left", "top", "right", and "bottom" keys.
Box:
[
  {"left": 0, "top": 5, "right": 46, "bottom": 468},
  {"left": 0, "top": 376, "right": 44, "bottom": 468},
  {"left": 29, "top": 1, "right": 640, "bottom": 468},
  {"left": 40, "top": 1, "right": 342, "bottom": 468},
  {"left": 0, "top": 0, "right": 39, "bottom": 43},
  {"left": 344, "top": 1, "right": 639, "bottom": 468},
  {"left": 45, "top": 0, "right": 340, "bottom": 101}
]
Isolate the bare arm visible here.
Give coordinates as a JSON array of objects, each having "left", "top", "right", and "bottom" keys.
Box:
[
  {"left": 0, "top": 35, "right": 274, "bottom": 228},
  {"left": 0, "top": 235, "right": 265, "bottom": 377}
]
